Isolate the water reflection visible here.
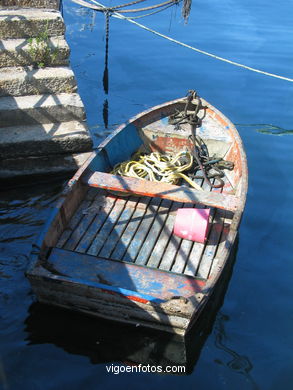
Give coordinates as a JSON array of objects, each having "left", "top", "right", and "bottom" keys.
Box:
[
  {"left": 213, "top": 312, "right": 260, "bottom": 389},
  {"left": 103, "top": 98, "right": 109, "bottom": 128},
  {"left": 102, "top": 12, "right": 110, "bottom": 95}
]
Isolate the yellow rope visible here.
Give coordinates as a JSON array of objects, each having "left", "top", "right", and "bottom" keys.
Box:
[{"left": 112, "top": 151, "right": 203, "bottom": 191}]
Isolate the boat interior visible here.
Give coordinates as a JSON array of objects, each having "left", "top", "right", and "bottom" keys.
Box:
[{"left": 46, "top": 102, "right": 243, "bottom": 284}]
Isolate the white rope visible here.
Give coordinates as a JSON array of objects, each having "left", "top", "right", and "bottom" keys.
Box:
[{"left": 80, "top": 0, "right": 293, "bottom": 83}]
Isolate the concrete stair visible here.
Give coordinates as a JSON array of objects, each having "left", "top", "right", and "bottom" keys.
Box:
[
  {"left": 0, "top": 2, "right": 93, "bottom": 180},
  {"left": 0, "top": 1, "right": 60, "bottom": 9},
  {"left": 0, "top": 152, "right": 92, "bottom": 179},
  {"left": 0, "top": 37, "right": 69, "bottom": 67},
  {"left": 0, "top": 66, "right": 77, "bottom": 96},
  {"left": 0, "top": 121, "right": 92, "bottom": 158},
  {"left": 0, "top": 93, "right": 85, "bottom": 126},
  {"left": 0, "top": 9, "right": 64, "bottom": 39}
]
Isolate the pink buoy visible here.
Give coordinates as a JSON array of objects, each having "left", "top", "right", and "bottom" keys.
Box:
[{"left": 173, "top": 208, "right": 211, "bottom": 243}]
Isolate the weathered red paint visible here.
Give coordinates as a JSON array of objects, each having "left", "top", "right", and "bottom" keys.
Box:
[{"left": 101, "top": 288, "right": 150, "bottom": 304}]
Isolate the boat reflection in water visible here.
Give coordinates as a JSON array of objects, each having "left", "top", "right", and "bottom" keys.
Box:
[{"left": 25, "top": 238, "right": 238, "bottom": 375}]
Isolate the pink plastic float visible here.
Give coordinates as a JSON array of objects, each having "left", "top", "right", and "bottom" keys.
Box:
[{"left": 173, "top": 208, "right": 211, "bottom": 243}]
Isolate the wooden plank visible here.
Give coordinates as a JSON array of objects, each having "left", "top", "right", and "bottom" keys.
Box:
[
  {"left": 183, "top": 179, "right": 214, "bottom": 277},
  {"left": 135, "top": 199, "right": 172, "bottom": 266},
  {"left": 196, "top": 209, "right": 225, "bottom": 279},
  {"left": 209, "top": 221, "right": 230, "bottom": 277},
  {"left": 87, "top": 198, "right": 127, "bottom": 256},
  {"left": 159, "top": 226, "right": 182, "bottom": 272},
  {"left": 110, "top": 197, "right": 151, "bottom": 261},
  {"left": 85, "top": 171, "right": 239, "bottom": 211},
  {"left": 75, "top": 195, "right": 117, "bottom": 253},
  {"left": 166, "top": 178, "right": 207, "bottom": 275},
  {"left": 171, "top": 203, "right": 197, "bottom": 274},
  {"left": 183, "top": 241, "right": 205, "bottom": 277},
  {"left": 183, "top": 207, "right": 215, "bottom": 277},
  {"left": 146, "top": 201, "right": 183, "bottom": 269},
  {"left": 56, "top": 188, "right": 97, "bottom": 249},
  {"left": 63, "top": 191, "right": 107, "bottom": 251},
  {"left": 192, "top": 178, "right": 226, "bottom": 278},
  {"left": 122, "top": 197, "right": 162, "bottom": 263},
  {"left": 98, "top": 196, "right": 139, "bottom": 259}
]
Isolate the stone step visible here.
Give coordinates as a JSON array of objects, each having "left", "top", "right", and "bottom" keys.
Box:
[
  {"left": 0, "top": 8, "right": 64, "bottom": 39},
  {"left": 0, "top": 151, "right": 92, "bottom": 181},
  {"left": 0, "top": 1, "right": 60, "bottom": 9},
  {"left": 0, "top": 66, "right": 77, "bottom": 96},
  {"left": 0, "top": 36, "right": 69, "bottom": 67},
  {"left": 0, "top": 93, "right": 86, "bottom": 127},
  {"left": 0, "top": 120, "right": 93, "bottom": 159}
]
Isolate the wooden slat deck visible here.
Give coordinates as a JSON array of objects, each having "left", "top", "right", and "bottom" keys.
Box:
[{"left": 56, "top": 177, "right": 233, "bottom": 280}]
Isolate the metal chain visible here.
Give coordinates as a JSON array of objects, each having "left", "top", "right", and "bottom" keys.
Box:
[{"left": 170, "top": 90, "right": 234, "bottom": 189}]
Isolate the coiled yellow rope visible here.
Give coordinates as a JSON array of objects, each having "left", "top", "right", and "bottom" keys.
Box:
[{"left": 112, "top": 151, "right": 203, "bottom": 191}]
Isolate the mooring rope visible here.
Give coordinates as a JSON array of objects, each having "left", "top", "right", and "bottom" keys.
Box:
[
  {"left": 74, "top": 0, "right": 293, "bottom": 83},
  {"left": 121, "top": 3, "right": 176, "bottom": 19},
  {"left": 72, "top": 0, "right": 178, "bottom": 14}
]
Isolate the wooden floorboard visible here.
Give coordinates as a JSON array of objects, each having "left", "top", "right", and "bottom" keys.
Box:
[
  {"left": 56, "top": 188, "right": 98, "bottom": 249},
  {"left": 158, "top": 179, "right": 205, "bottom": 272},
  {"left": 74, "top": 195, "right": 117, "bottom": 253},
  {"left": 122, "top": 197, "right": 162, "bottom": 263},
  {"left": 135, "top": 199, "right": 172, "bottom": 266},
  {"left": 158, "top": 228, "right": 182, "bottom": 271},
  {"left": 87, "top": 198, "right": 127, "bottom": 256},
  {"left": 56, "top": 172, "right": 233, "bottom": 280},
  {"left": 208, "top": 214, "right": 232, "bottom": 277},
  {"left": 146, "top": 201, "right": 183, "bottom": 269},
  {"left": 182, "top": 209, "right": 217, "bottom": 277},
  {"left": 193, "top": 178, "right": 225, "bottom": 278},
  {"left": 171, "top": 202, "right": 197, "bottom": 274},
  {"left": 196, "top": 208, "right": 225, "bottom": 279},
  {"left": 98, "top": 196, "right": 139, "bottom": 259},
  {"left": 182, "top": 179, "right": 217, "bottom": 277},
  {"left": 110, "top": 196, "right": 151, "bottom": 261},
  {"left": 63, "top": 191, "right": 107, "bottom": 251}
]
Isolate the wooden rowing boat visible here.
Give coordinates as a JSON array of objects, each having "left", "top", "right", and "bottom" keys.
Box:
[{"left": 26, "top": 94, "right": 248, "bottom": 336}]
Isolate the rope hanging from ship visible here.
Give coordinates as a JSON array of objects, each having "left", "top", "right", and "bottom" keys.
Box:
[
  {"left": 73, "top": 0, "right": 293, "bottom": 82},
  {"left": 72, "top": 0, "right": 190, "bottom": 22}
]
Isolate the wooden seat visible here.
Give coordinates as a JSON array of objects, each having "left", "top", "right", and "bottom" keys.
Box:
[
  {"left": 47, "top": 247, "right": 205, "bottom": 303},
  {"left": 84, "top": 171, "right": 239, "bottom": 212}
]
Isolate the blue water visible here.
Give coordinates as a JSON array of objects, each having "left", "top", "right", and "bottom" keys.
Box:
[{"left": 1, "top": 1, "right": 293, "bottom": 389}]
